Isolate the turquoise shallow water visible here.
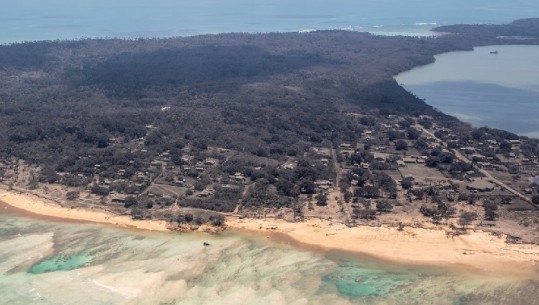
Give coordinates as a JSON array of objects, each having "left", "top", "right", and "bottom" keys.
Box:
[
  {"left": 29, "top": 251, "right": 93, "bottom": 274},
  {"left": 1, "top": 0, "right": 539, "bottom": 43},
  {"left": 322, "top": 262, "right": 419, "bottom": 297},
  {"left": 0, "top": 210, "right": 538, "bottom": 305}
]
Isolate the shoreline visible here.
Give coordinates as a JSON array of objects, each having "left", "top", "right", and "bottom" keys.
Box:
[
  {"left": 1, "top": 190, "right": 538, "bottom": 277},
  {"left": 0, "top": 190, "right": 169, "bottom": 232},
  {"left": 394, "top": 44, "right": 539, "bottom": 139},
  {"left": 227, "top": 217, "right": 539, "bottom": 278}
]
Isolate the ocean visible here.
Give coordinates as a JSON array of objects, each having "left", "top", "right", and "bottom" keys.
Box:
[
  {"left": 395, "top": 45, "right": 539, "bottom": 138},
  {"left": 3, "top": 1, "right": 538, "bottom": 135},
  {"left": 1, "top": 2, "right": 539, "bottom": 304},
  {"left": 1, "top": 210, "right": 538, "bottom": 305},
  {"left": 1, "top": 0, "right": 539, "bottom": 43}
]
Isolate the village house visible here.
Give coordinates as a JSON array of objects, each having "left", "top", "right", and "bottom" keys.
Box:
[
  {"left": 230, "top": 172, "right": 245, "bottom": 182},
  {"left": 460, "top": 147, "right": 476, "bottom": 154},
  {"left": 110, "top": 193, "right": 128, "bottom": 204},
  {"left": 402, "top": 157, "right": 417, "bottom": 164},
  {"left": 204, "top": 159, "right": 217, "bottom": 166},
  {"left": 198, "top": 188, "right": 215, "bottom": 198},
  {"left": 315, "top": 180, "right": 332, "bottom": 191}
]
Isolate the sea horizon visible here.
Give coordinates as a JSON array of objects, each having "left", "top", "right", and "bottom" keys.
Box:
[
  {"left": 1, "top": 2, "right": 539, "bottom": 303},
  {"left": 2, "top": 0, "right": 539, "bottom": 44}
]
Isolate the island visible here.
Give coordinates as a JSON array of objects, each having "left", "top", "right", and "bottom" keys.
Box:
[{"left": 1, "top": 18, "right": 539, "bottom": 275}]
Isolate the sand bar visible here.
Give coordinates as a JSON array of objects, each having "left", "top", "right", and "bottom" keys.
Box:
[{"left": 1, "top": 190, "right": 538, "bottom": 277}]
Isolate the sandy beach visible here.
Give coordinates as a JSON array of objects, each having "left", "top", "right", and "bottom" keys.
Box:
[
  {"left": 1, "top": 190, "right": 538, "bottom": 277},
  {"left": 226, "top": 217, "right": 539, "bottom": 277},
  {"left": 0, "top": 191, "right": 169, "bottom": 232}
]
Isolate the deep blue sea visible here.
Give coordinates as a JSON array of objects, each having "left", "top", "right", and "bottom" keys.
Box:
[{"left": 1, "top": 0, "right": 539, "bottom": 43}]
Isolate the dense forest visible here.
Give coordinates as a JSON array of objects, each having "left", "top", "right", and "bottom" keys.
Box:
[
  {"left": 1, "top": 19, "right": 538, "bottom": 224},
  {"left": 434, "top": 18, "right": 539, "bottom": 38}
]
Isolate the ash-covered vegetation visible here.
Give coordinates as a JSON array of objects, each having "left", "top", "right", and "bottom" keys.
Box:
[
  {"left": 1, "top": 19, "right": 538, "bottom": 232},
  {"left": 434, "top": 18, "right": 539, "bottom": 38}
]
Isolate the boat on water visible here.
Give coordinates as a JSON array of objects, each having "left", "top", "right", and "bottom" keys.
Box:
[{"left": 490, "top": 50, "right": 499, "bottom": 54}]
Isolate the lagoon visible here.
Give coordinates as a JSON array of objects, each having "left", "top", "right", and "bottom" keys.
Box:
[
  {"left": 395, "top": 45, "right": 539, "bottom": 138},
  {"left": 1, "top": 208, "right": 538, "bottom": 305}
]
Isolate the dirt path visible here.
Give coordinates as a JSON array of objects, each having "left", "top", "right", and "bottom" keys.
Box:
[
  {"left": 415, "top": 124, "right": 534, "bottom": 206},
  {"left": 330, "top": 146, "right": 353, "bottom": 226}
]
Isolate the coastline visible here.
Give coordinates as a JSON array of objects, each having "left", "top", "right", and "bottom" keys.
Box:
[
  {"left": 227, "top": 217, "right": 539, "bottom": 278},
  {"left": 0, "top": 190, "right": 169, "bottom": 232},
  {"left": 394, "top": 45, "right": 539, "bottom": 138},
  {"left": 1, "top": 190, "right": 538, "bottom": 277}
]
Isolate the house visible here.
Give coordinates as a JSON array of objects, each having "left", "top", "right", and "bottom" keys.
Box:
[
  {"left": 230, "top": 172, "right": 245, "bottom": 181},
  {"left": 402, "top": 157, "right": 416, "bottom": 164},
  {"left": 282, "top": 162, "right": 296, "bottom": 170},
  {"left": 396, "top": 160, "right": 406, "bottom": 167},
  {"left": 480, "top": 220, "right": 496, "bottom": 227},
  {"left": 315, "top": 180, "right": 332, "bottom": 188},
  {"left": 519, "top": 165, "right": 539, "bottom": 175},
  {"left": 477, "top": 162, "right": 493, "bottom": 170},
  {"left": 110, "top": 193, "right": 127, "bottom": 204},
  {"left": 174, "top": 178, "right": 186, "bottom": 186},
  {"left": 471, "top": 154, "right": 485, "bottom": 161},
  {"left": 198, "top": 189, "right": 215, "bottom": 198},
  {"left": 204, "top": 159, "right": 217, "bottom": 166},
  {"left": 403, "top": 174, "right": 415, "bottom": 181},
  {"left": 460, "top": 147, "right": 476, "bottom": 154},
  {"left": 492, "top": 164, "right": 508, "bottom": 172}
]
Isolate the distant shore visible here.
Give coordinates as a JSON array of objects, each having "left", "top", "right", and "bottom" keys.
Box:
[{"left": 2, "top": 190, "right": 538, "bottom": 277}]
